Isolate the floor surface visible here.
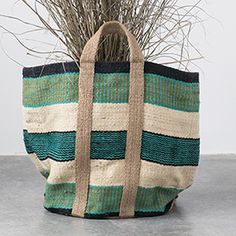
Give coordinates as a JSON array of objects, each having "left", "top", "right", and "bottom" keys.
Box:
[{"left": 0, "top": 155, "right": 236, "bottom": 236}]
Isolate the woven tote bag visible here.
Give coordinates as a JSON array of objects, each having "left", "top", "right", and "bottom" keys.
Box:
[{"left": 23, "top": 21, "right": 200, "bottom": 219}]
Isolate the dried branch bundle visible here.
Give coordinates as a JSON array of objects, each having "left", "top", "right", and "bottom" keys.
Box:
[{"left": 1, "top": 0, "right": 204, "bottom": 69}]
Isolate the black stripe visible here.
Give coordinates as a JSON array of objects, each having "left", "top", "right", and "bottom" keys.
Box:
[
  {"left": 45, "top": 207, "right": 72, "bottom": 216},
  {"left": 134, "top": 199, "right": 174, "bottom": 218},
  {"left": 44, "top": 199, "right": 173, "bottom": 218},
  {"left": 84, "top": 212, "right": 119, "bottom": 219},
  {"left": 45, "top": 207, "right": 120, "bottom": 218},
  {"left": 140, "top": 157, "right": 199, "bottom": 167},
  {"left": 29, "top": 154, "right": 199, "bottom": 166},
  {"left": 23, "top": 129, "right": 200, "bottom": 141},
  {"left": 23, "top": 61, "right": 199, "bottom": 83}
]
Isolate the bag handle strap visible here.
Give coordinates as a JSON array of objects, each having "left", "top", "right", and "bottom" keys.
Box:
[
  {"left": 80, "top": 21, "right": 144, "bottom": 63},
  {"left": 72, "top": 21, "right": 144, "bottom": 218}
]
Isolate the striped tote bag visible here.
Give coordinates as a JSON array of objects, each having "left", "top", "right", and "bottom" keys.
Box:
[{"left": 23, "top": 21, "right": 200, "bottom": 218}]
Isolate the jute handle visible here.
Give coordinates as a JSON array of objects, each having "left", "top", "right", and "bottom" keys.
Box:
[
  {"left": 72, "top": 21, "right": 144, "bottom": 218},
  {"left": 80, "top": 21, "right": 144, "bottom": 63}
]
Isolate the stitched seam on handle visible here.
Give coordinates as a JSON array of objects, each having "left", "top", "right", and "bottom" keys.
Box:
[
  {"left": 119, "top": 62, "right": 144, "bottom": 218},
  {"left": 72, "top": 63, "right": 94, "bottom": 217}
]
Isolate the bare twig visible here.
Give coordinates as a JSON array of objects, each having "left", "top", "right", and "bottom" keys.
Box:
[{"left": 1, "top": 0, "right": 205, "bottom": 70}]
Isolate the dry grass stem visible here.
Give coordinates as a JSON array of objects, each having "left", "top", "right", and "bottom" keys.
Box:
[{"left": 1, "top": 0, "right": 205, "bottom": 70}]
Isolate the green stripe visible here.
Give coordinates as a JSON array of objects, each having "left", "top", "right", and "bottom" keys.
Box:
[
  {"left": 24, "top": 130, "right": 200, "bottom": 166},
  {"left": 86, "top": 185, "right": 123, "bottom": 214},
  {"left": 23, "top": 73, "right": 199, "bottom": 112},
  {"left": 135, "top": 186, "right": 182, "bottom": 212},
  {"left": 44, "top": 182, "right": 76, "bottom": 210},
  {"left": 44, "top": 183, "right": 182, "bottom": 214}
]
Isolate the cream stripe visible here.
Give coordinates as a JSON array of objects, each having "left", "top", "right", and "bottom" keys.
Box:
[
  {"left": 139, "top": 160, "right": 196, "bottom": 189},
  {"left": 23, "top": 103, "right": 78, "bottom": 133},
  {"left": 31, "top": 156, "right": 196, "bottom": 189},
  {"left": 23, "top": 103, "right": 199, "bottom": 138}
]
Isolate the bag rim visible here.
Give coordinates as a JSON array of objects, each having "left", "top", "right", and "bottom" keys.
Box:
[{"left": 23, "top": 60, "right": 199, "bottom": 83}]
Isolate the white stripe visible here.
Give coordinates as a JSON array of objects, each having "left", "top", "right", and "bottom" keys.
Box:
[
  {"left": 23, "top": 103, "right": 199, "bottom": 138},
  {"left": 139, "top": 160, "right": 196, "bottom": 188},
  {"left": 30, "top": 156, "right": 196, "bottom": 189}
]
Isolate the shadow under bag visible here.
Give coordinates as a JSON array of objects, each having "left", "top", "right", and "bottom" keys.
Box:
[{"left": 23, "top": 21, "right": 200, "bottom": 219}]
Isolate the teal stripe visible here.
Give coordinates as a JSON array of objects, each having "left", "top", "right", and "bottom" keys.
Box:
[
  {"left": 141, "top": 132, "right": 200, "bottom": 166},
  {"left": 24, "top": 130, "right": 199, "bottom": 166},
  {"left": 23, "top": 72, "right": 199, "bottom": 112},
  {"left": 91, "top": 131, "right": 127, "bottom": 159},
  {"left": 24, "top": 131, "right": 76, "bottom": 161},
  {"left": 44, "top": 183, "right": 182, "bottom": 214}
]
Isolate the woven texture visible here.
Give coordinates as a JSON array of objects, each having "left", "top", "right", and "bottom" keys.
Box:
[{"left": 22, "top": 21, "right": 200, "bottom": 219}]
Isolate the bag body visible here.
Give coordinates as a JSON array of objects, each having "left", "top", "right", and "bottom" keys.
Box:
[{"left": 23, "top": 21, "right": 200, "bottom": 218}]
